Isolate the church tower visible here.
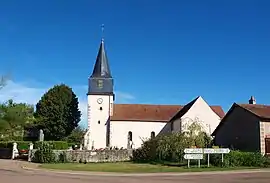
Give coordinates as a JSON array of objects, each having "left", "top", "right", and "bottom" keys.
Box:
[{"left": 84, "top": 35, "right": 114, "bottom": 150}]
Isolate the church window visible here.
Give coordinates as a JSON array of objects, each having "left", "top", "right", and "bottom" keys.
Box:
[
  {"left": 171, "top": 121, "right": 174, "bottom": 131},
  {"left": 151, "top": 131, "right": 155, "bottom": 139},
  {"left": 99, "top": 107, "right": 103, "bottom": 111},
  {"left": 98, "top": 120, "right": 100, "bottom": 124},
  {"left": 128, "top": 131, "right": 132, "bottom": 141}
]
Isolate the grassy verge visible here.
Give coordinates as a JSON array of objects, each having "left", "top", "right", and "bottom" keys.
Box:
[{"left": 39, "top": 162, "right": 259, "bottom": 173}]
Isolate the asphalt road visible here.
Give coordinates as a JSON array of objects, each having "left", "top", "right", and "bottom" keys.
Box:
[
  {"left": 1, "top": 160, "right": 270, "bottom": 183},
  {"left": 1, "top": 168, "right": 270, "bottom": 183}
]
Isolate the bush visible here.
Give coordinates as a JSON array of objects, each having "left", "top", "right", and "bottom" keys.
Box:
[
  {"left": 210, "top": 150, "right": 269, "bottom": 167},
  {"left": 132, "top": 138, "right": 159, "bottom": 162},
  {"left": 132, "top": 126, "right": 212, "bottom": 163},
  {"left": 33, "top": 142, "right": 56, "bottom": 163},
  {"left": 58, "top": 151, "right": 68, "bottom": 163},
  {"left": 34, "top": 141, "right": 69, "bottom": 150}
]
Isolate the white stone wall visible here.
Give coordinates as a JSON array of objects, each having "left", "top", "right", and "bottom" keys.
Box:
[
  {"left": 110, "top": 121, "right": 166, "bottom": 149},
  {"left": 172, "top": 97, "right": 221, "bottom": 135},
  {"left": 84, "top": 94, "right": 114, "bottom": 149}
]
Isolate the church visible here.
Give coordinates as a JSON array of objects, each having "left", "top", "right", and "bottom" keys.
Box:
[{"left": 84, "top": 38, "right": 225, "bottom": 150}]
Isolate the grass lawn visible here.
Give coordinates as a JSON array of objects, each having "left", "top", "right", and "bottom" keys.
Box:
[{"left": 39, "top": 162, "right": 259, "bottom": 173}]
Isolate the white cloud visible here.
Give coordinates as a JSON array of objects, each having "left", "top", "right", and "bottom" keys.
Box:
[{"left": 0, "top": 81, "right": 135, "bottom": 128}]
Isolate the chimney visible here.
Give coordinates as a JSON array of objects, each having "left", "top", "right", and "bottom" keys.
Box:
[{"left": 249, "top": 96, "right": 256, "bottom": 104}]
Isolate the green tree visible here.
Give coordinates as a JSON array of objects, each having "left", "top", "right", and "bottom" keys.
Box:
[
  {"left": 0, "top": 99, "right": 35, "bottom": 140},
  {"left": 35, "top": 84, "right": 81, "bottom": 140},
  {"left": 64, "top": 126, "right": 86, "bottom": 144}
]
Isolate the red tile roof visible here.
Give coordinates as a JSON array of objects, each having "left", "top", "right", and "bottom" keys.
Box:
[
  {"left": 212, "top": 103, "right": 270, "bottom": 136},
  {"left": 238, "top": 104, "right": 270, "bottom": 119},
  {"left": 111, "top": 104, "right": 225, "bottom": 122}
]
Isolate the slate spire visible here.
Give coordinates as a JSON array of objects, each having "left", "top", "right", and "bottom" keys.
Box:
[{"left": 90, "top": 25, "right": 112, "bottom": 78}]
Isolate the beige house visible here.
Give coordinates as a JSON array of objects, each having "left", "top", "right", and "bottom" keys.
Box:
[{"left": 212, "top": 96, "right": 270, "bottom": 155}]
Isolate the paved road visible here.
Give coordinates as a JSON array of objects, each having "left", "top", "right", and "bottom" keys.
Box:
[{"left": 1, "top": 160, "right": 270, "bottom": 183}]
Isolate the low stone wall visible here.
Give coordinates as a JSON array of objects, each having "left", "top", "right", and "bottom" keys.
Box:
[
  {"left": 29, "top": 149, "right": 133, "bottom": 163},
  {"left": 0, "top": 148, "right": 12, "bottom": 159}
]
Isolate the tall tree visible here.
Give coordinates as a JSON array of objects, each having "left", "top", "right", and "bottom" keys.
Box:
[
  {"left": 0, "top": 99, "right": 35, "bottom": 140},
  {"left": 35, "top": 84, "right": 81, "bottom": 140}
]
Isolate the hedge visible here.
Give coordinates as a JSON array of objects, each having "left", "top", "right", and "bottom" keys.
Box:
[
  {"left": 210, "top": 150, "right": 270, "bottom": 167},
  {"left": 34, "top": 141, "right": 69, "bottom": 150},
  {"left": 0, "top": 141, "right": 71, "bottom": 150},
  {"left": 0, "top": 141, "right": 31, "bottom": 150}
]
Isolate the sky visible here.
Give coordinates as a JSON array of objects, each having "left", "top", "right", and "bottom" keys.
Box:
[{"left": 0, "top": 0, "right": 269, "bottom": 127}]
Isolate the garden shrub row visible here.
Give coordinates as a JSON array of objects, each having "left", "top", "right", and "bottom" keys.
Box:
[
  {"left": 132, "top": 132, "right": 270, "bottom": 168},
  {"left": 0, "top": 141, "right": 31, "bottom": 150},
  {"left": 132, "top": 131, "right": 212, "bottom": 163},
  {"left": 0, "top": 141, "right": 71, "bottom": 150},
  {"left": 210, "top": 150, "right": 270, "bottom": 167},
  {"left": 34, "top": 141, "right": 70, "bottom": 150}
]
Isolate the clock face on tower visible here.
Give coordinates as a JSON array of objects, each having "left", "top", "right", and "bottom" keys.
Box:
[{"left": 97, "top": 98, "right": 103, "bottom": 104}]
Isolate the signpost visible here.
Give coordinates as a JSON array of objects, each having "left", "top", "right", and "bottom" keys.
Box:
[
  {"left": 184, "top": 148, "right": 203, "bottom": 154},
  {"left": 184, "top": 153, "right": 203, "bottom": 168},
  {"left": 203, "top": 148, "right": 230, "bottom": 167},
  {"left": 184, "top": 148, "right": 230, "bottom": 168}
]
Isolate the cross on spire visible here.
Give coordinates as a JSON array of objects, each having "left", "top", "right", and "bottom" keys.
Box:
[{"left": 101, "top": 24, "right": 105, "bottom": 42}]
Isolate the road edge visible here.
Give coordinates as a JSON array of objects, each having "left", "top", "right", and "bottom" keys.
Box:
[{"left": 20, "top": 165, "right": 270, "bottom": 177}]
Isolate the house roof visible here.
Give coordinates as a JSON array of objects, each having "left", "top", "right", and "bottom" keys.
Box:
[
  {"left": 111, "top": 103, "right": 225, "bottom": 122},
  {"left": 169, "top": 97, "right": 199, "bottom": 122},
  {"left": 111, "top": 104, "right": 181, "bottom": 122},
  {"left": 238, "top": 104, "right": 270, "bottom": 119},
  {"left": 212, "top": 103, "right": 270, "bottom": 136},
  {"left": 169, "top": 96, "right": 225, "bottom": 122}
]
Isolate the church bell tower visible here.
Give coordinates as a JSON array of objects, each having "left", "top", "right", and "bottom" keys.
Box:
[{"left": 84, "top": 30, "right": 114, "bottom": 150}]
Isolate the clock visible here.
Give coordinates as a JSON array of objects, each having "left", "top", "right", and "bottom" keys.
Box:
[{"left": 97, "top": 98, "right": 103, "bottom": 104}]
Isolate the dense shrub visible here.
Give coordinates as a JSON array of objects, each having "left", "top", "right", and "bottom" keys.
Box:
[
  {"left": 58, "top": 151, "right": 68, "bottom": 163},
  {"left": 132, "top": 126, "right": 212, "bottom": 163},
  {"left": 34, "top": 141, "right": 69, "bottom": 150},
  {"left": 132, "top": 138, "right": 159, "bottom": 162},
  {"left": 33, "top": 142, "right": 56, "bottom": 163},
  {"left": 210, "top": 150, "right": 269, "bottom": 167}
]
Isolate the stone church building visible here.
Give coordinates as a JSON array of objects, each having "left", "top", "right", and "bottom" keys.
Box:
[{"left": 84, "top": 38, "right": 225, "bottom": 150}]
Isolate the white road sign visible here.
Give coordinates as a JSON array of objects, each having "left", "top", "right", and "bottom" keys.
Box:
[
  {"left": 203, "top": 148, "right": 230, "bottom": 154},
  {"left": 184, "top": 148, "right": 203, "bottom": 154},
  {"left": 184, "top": 154, "right": 204, "bottom": 160}
]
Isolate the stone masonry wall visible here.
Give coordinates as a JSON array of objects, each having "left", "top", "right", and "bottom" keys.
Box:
[{"left": 29, "top": 149, "right": 133, "bottom": 163}]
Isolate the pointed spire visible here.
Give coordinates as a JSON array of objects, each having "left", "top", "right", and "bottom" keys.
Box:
[{"left": 90, "top": 25, "right": 112, "bottom": 78}]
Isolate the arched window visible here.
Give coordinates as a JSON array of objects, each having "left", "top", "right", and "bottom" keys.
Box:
[
  {"left": 128, "top": 131, "right": 132, "bottom": 141},
  {"left": 151, "top": 131, "right": 155, "bottom": 139}
]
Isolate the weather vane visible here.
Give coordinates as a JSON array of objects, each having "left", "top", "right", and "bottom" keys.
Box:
[{"left": 101, "top": 24, "right": 105, "bottom": 42}]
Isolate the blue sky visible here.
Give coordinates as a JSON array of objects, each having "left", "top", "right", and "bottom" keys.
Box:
[{"left": 0, "top": 0, "right": 269, "bottom": 127}]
